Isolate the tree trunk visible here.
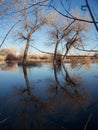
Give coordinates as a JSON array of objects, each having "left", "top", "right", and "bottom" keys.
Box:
[
  {"left": 63, "top": 35, "right": 77, "bottom": 61},
  {"left": 53, "top": 41, "right": 59, "bottom": 64},
  {"left": 22, "top": 36, "right": 30, "bottom": 65},
  {"left": 63, "top": 42, "right": 70, "bottom": 61}
]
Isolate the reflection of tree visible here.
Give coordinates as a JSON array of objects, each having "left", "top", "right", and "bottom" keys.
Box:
[
  {"left": 53, "top": 63, "right": 79, "bottom": 94},
  {"left": 70, "top": 56, "right": 91, "bottom": 71},
  {"left": 50, "top": 63, "right": 90, "bottom": 113},
  {"left": 12, "top": 65, "right": 73, "bottom": 130},
  {"left": 1, "top": 63, "right": 91, "bottom": 130},
  {"left": 63, "top": 64, "right": 79, "bottom": 93},
  {"left": 14, "top": 65, "right": 51, "bottom": 130},
  {"left": 0, "top": 63, "right": 18, "bottom": 72}
]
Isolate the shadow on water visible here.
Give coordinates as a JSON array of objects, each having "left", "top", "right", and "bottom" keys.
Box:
[{"left": 0, "top": 62, "right": 98, "bottom": 130}]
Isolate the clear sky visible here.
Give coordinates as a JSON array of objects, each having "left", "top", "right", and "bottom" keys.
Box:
[{"left": 0, "top": 0, "right": 98, "bottom": 55}]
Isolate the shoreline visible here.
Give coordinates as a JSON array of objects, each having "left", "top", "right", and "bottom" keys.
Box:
[{"left": 0, "top": 58, "right": 98, "bottom": 66}]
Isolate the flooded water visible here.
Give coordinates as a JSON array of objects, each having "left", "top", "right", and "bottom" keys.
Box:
[{"left": 0, "top": 62, "right": 98, "bottom": 130}]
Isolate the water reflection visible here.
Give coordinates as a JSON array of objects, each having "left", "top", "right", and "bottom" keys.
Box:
[
  {"left": 12, "top": 65, "right": 52, "bottom": 130},
  {"left": 70, "top": 56, "right": 91, "bottom": 70},
  {"left": 51, "top": 63, "right": 90, "bottom": 113},
  {"left": 0, "top": 62, "right": 98, "bottom": 130},
  {"left": 0, "top": 62, "right": 18, "bottom": 72}
]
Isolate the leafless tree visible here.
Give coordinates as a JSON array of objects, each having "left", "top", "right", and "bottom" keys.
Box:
[
  {"left": 47, "top": 9, "right": 90, "bottom": 63},
  {"left": 63, "top": 15, "right": 90, "bottom": 60},
  {"left": 0, "top": 0, "right": 98, "bottom": 57},
  {"left": 47, "top": 12, "right": 75, "bottom": 63},
  {"left": 15, "top": 0, "right": 48, "bottom": 64},
  {"left": 47, "top": 12, "right": 64, "bottom": 63}
]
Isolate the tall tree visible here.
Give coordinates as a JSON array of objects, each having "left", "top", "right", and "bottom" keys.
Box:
[
  {"left": 16, "top": 0, "right": 48, "bottom": 64},
  {"left": 47, "top": 9, "right": 90, "bottom": 63},
  {"left": 47, "top": 12, "right": 75, "bottom": 63}
]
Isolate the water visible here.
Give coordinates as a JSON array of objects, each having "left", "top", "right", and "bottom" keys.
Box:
[{"left": 0, "top": 62, "right": 98, "bottom": 130}]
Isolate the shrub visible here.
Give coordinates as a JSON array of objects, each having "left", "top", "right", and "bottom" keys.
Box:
[{"left": 5, "top": 53, "right": 18, "bottom": 61}]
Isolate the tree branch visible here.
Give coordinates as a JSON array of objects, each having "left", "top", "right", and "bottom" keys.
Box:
[
  {"left": 0, "top": 20, "right": 21, "bottom": 48},
  {"left": 52, "top": 5, "right": 98, "bottom": 24},
  {"left": 7, "top": 0, "right": 98, "bottom": 25},
  {"left": 10, "top": 0, "right": 50, "bottom": 14},
  {"left": 85, "top": 0, "right": 98, "bottom": 31},
  {"left": 73, "top": 45, "right": 98, "bottom": 52}
]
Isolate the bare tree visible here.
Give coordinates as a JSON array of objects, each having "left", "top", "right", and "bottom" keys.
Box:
[
  {"left": 47, "top": 12, "right": 75, "bottom": 63},
  {"left": 16, "top": 0, "right": 48, "bottom": 65},
  {"left": 0, "top": 0, "right": 97, "bottom": 58},
  {"left": 63, "top": 18, "right": 90, "bottom": 60},
  {"left": 47, "top": 9, "right": 90, "bottom": 63}
]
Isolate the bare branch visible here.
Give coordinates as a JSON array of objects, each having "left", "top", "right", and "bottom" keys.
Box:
[
  {"left": 52, "top": 5, "right": 98, "bottom": 24},
  {"left": 85, "top": 0, "right": 98, "bottom": 31},
  {"left": 59, "top": 0, "right": 74, "bottom": 18},
  {"left": 9, "top": 0, "right": 50, "bottom": 14},
  {"left": 73, "top": 45, "right": 98, "bottom": 52},
  {"left": 0, "top": 20, "right": 21, "bottom": 48}
]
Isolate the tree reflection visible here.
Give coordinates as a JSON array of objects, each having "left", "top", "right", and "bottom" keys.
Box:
[
  {"left": 14, "top": 65, "right": 52, "bottom": 130},
  {"left": 1, "top": 63, "right": 91, "bottom": 130},
  {"left": 49, "top": 63, "right": 90, "bottom": 114},
  {"left": 0, "top": 62, "right": 18, "bottom": 72},
  {"left": 70, "top": 56, "right": 91, "bottom": 72}
]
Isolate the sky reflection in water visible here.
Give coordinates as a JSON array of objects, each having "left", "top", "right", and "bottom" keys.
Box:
[{"left": 0, "top": 62, "right": 98, "bottom": 130}]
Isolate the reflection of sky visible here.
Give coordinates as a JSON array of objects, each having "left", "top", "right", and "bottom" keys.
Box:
[
  {"left": 0, "top": 63, "right": 98, "bottom": 130},
  {"left": 0, "top": 63, "right": 98, "bottom": 101},
  {"left": 0, "top": 67, "right": 25, "bottom": 96},
  {"left": 67, "top": 63, "right": 98, "bottom": 100}
]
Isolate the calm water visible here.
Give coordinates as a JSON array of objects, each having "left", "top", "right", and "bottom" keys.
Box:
[{"left": 0, "top": 62, "right": 98, "bottom": 130}]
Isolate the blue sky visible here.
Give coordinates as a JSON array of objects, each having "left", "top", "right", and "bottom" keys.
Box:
[{"left": 0, "top": 0, "right": 98, "bottom": 55}]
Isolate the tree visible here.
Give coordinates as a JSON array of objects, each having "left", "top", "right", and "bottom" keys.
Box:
[
  {"left": 47, "top": 9, "right": 90, "bottom": 63},
  {"left": 63, "top": 11, "right": 90, "bottom": 60},
  {"left": 47, "top": 12, "right": 75, "bottom": 63},
  {"left": 16, "top": 0, "right": 48, "bottom": 65},
  {"left": 47, "top": 12, "right": 64, "bottom": 63},
  {"left": 0, "top": 0, "right": 98, "bottom": 58}
]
